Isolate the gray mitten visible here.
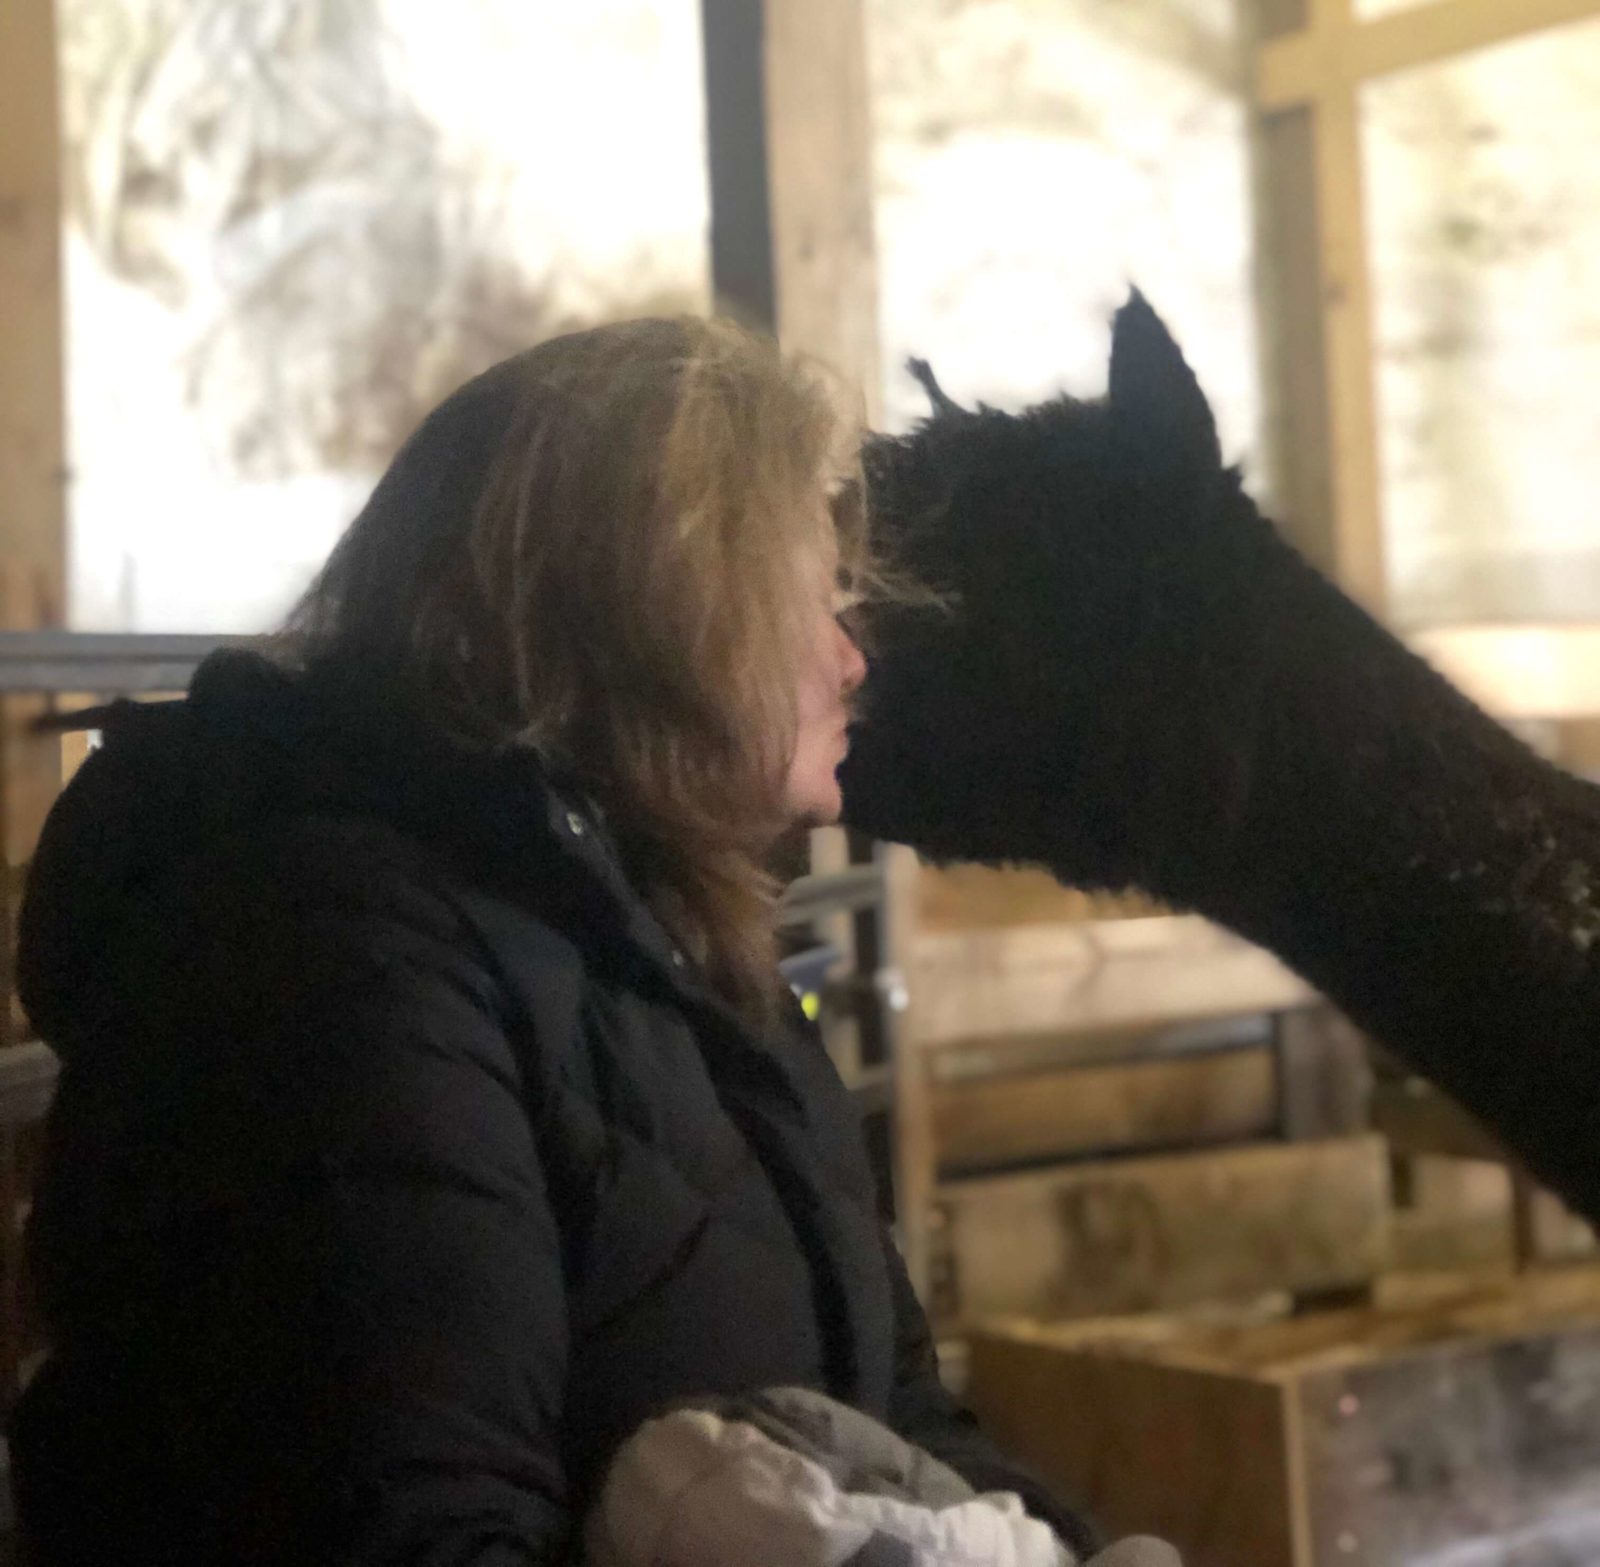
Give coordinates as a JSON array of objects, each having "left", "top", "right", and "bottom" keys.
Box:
[
  {"left": 585, "top": 1386, "right": 1179, "bottom": 1567},
  {"left": 1083, "top": 1540, "right": 1182, "bottom": 1567}
]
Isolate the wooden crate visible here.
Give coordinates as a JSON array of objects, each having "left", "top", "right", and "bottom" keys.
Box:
[
  {"left": 932, "top": 1135, "right": 1390, "bottom": 1326},
  {"left": 968, "top": 1268, "right": 1600, "bottom": 1567}
]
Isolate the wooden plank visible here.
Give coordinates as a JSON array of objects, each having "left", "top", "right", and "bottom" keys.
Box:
[
  {"left": 932, "top": 1047, "right": 1278, "bottom": 1175},
  {"left": 978, "top": 1265, "right": 1600, "bottom": 1384},
  {"left": 929, "top": 1014, "right": 1276, "bottom": 1092},
  {"left": 935, "top": 1135, "right": 1390, "bottom": 1324},
  {"left": 969, "top": 1333, "right": 1299, "bottom": 1567},
  {"left": 1259, "top": 0, "right": 1600, "bottom": 111},
  {"left": 911, "top": 916, "right": 1314, "bottom": 1051}
]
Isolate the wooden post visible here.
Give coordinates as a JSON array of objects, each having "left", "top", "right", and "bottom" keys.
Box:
[
  {"left": 0, "top": 0, "right": 69, "bottom": 1051},
  {"left": 0, "top": 0, "right": 66, "bottom": 1404},
  {"left": 759, "top": 0, "right": 882, "bottom": 424},
  {"left": 701, "top": 1, "right": 936, "bottom": 1289},
  {"left": 701, "top": 0, "right": 778, "bottom": 335},
  {"left": 701, "top": 0, "right": 882, "bottom": 421},
  {"left": 0, "top": 0, "right": 68, "bottom": 647},
  {"left": 1249, "top": 0, "right": 1387, "bottom": 608}
]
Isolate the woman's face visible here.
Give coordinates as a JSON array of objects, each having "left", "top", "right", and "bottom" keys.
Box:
[{"left": 783, "top": 545, "right": 868, "bottom": 827}]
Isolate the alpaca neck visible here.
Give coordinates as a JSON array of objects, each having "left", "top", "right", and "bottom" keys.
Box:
[{"left": 1149, "top": 528, "right": 1600, "bottom": 1219}]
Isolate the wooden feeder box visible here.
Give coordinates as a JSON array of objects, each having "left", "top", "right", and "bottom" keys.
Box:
[{"left": 967, "top": 1268, "right": 1600, "bottom": 1566}]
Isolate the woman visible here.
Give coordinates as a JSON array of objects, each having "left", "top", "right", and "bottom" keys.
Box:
[{"left": 11, "top": 319, "right": 1098, "bottom": 1563}]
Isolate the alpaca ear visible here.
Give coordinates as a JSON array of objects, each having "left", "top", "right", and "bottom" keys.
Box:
[
  {"left": 906, "top": 357, "right": 971, "bottom": 419},
  {"left": 1108, "top": 289, "right": 1221, "bottom": 477}
]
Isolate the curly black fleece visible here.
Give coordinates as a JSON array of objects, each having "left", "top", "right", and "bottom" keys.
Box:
[{"left": 842, "top": 292, "right": 1600, "bottom": 1225}]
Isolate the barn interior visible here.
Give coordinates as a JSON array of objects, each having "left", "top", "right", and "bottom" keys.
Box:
[{"left": 6, "top": 3, "right": 1600, "bottom": 1562}]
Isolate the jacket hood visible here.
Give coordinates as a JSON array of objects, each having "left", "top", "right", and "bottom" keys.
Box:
[{"left": 17, "top": 650, "right": 665, "bottom": 1062}]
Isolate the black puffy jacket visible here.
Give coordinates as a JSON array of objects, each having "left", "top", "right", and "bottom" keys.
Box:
[{"left": 10, "top": 651, "right": 1093, "bottom": 1565}]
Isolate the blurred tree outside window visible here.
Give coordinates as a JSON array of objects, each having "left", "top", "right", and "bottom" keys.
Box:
[{"left": 60, "top": 0, "right": 709, "bottom": 631}]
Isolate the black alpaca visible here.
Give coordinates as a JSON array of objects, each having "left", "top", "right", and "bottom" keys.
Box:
[{"left": 842, "top": 293, "right": 1600, "bottom": 1226}]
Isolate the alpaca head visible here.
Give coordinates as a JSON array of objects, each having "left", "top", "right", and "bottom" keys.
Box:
[
  {"left": 861, "top": 293, "right": 1235, "bottom": 606},
  {"left": 843, "top": 292, "right": 1263, "bottom": 871}
]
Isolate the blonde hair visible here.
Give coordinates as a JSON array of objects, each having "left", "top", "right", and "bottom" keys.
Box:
[{"left": 288, "top": 315, "right": 878, "bottom": 1023}]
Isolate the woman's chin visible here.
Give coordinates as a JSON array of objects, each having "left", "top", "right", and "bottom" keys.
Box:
[
  {"left": 785, "top": 780, "right": 844, "bottom": 830},
  {"left": 793, "top": 801, "right": 843, "bottom": 831}
]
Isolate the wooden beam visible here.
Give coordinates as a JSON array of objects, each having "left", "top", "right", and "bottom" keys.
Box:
[
  {"left": 932, "top": 1046, "right": 1279, "bottom": 1176},
  {"left": 911, "top": 916, "right": 1314, "bottom": 1051},
  {"left": 933, "top": 1134, "right": 1390, "bottom": 1324},
  {"left": 1259, "top": 0, "right": 1600, "bottom": 111}
]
